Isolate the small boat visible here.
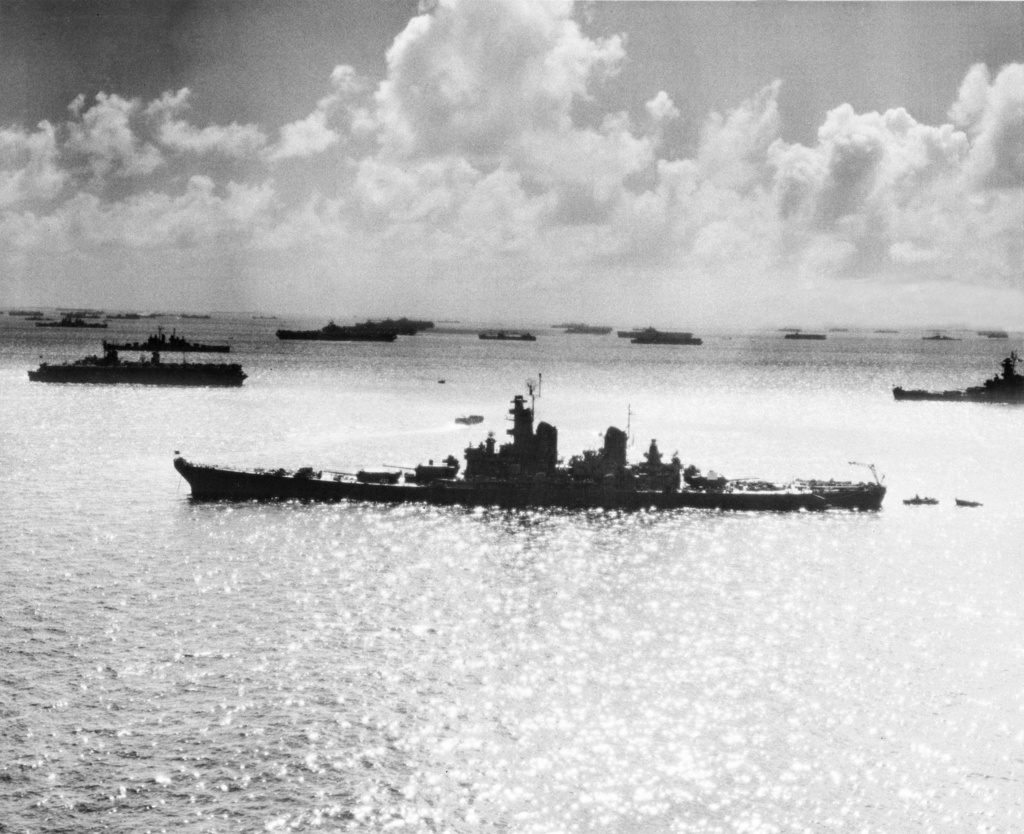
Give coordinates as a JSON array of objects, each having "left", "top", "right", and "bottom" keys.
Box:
[
  {"left": 455, "top": 415, "right": 484, "bottom": 425},
  {"left": 903, "top": 495, "right": 938, "bottom": 505},
  {"left": 784, "top": 332, "right": 826, "bottom": 340},
  {"left": 955, "top": 498, "right": 982, "bottom": 508}
]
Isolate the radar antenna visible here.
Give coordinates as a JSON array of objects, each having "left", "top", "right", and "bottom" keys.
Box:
[{"left": 525, "top": 372, "right": 542, "bottom": 411}]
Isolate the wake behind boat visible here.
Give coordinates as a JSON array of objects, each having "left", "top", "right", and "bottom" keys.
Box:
[{"left": 174, "top": 390, "right": 885, "bottom": 512}]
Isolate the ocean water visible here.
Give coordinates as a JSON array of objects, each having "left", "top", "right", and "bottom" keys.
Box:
[{"left": 2, "top": 316, "right": 1022, "bottom": 834}]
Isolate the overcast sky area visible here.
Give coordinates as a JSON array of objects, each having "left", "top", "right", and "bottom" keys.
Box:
[{"left": 1, "top": 0, "right": 1022, "bottom": 328}]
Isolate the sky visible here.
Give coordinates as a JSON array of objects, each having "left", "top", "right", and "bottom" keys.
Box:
[{"left": 1, "top": 0, "right": 1022, "bottom": 329}]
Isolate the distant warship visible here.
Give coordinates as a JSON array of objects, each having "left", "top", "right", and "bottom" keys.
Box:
[
  {"left": 277, "top": 320, "right": 397, "bottom": 341},
  {"left": 893, "top": 352, "right": 1023, "bottom": 403},
  {"left": 103, "top": 328, "right": 230, "bottom": 353},
  {"left": 36, "top": 314, "right": 107, "bottom": 329},
  {"left": 478, "top": 331, "right": 537, "bottom": 341},
  {"left": 29, "top": 346, "right": 245, "bottom": 387},
  {"left": 276, "top": 317, "right": 433, "bottom": 341},
  {"left": 628, "top": 328, "right": 703, "bottom": 345}
]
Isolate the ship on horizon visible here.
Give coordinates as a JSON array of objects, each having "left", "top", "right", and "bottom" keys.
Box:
[
  {"left": 29, "top": 345, "right": 246, "bottom": 386},
  {"left": 103, "top": 328, "right": 230, "bottom": 353},
  {"left": 893, "top": 352, "right": 1023, "bottom": 403}
]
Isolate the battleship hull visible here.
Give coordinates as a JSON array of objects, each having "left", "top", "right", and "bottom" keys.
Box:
[
  {"left": 790, "top": 481, "right": 887, "bottom": 511},
  {"left": 174, "top": 457, "right": 834, "bottom": 512},
  {"left": 29, "top": 363, "right": 246, "bottom": 386},
  {"left": 893, "top": 386, "right": 1023, "bottom": 403},
  {"left": 103, "top": 340, "right": 230, "bottom": 353}
]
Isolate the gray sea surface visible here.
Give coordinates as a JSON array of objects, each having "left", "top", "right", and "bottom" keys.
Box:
[{"left": 2, "top": 317, "right": 1022, "bottom": 833}]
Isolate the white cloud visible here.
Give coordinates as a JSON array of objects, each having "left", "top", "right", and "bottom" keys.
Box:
[
  {"left": 146, "top": 89, "right": 267, "bottom": 157},
  {"left": 267, "top": 64, "right": 371, "bottom": 161},
  {"left": 65, "top": 92, "right": 163, "bottom": 180},
  {"left": 374, "top": 0, "right": 624, "bottom": 160},
  {"left": 698, "top": 81, "right": 781, "bottom": 192},
  {"left": 959, "top": 63, "right": 1024, "bottom": 189},
  {"left": 0, "top": 121, "right": 67, "bottom": 207},
  {"left": 646, "top": 91, "right": 680, "bottom": 124},
  {"left": 0, "top": 1, "right": 1020, "bottom": 324},
  {"left": 270, "top": 110, "right": 339, "bottom": 161}
]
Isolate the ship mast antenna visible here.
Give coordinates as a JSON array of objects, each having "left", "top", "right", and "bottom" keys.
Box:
[
  {"left": 526, "top": 373, "right": 542, "bottom": 412},
  {"left": 626, "top": 405, "right": 634, "bottom": 447},
  {"left": 848, "top": 461, "right": 882, "bottom": 484}
]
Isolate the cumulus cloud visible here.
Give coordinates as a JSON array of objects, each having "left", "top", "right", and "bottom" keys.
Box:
[
  {"left": 267, "top": 64, "right": 370, "bottom": 161},
  {"left": 646, "top": 91, "right": 680, "bottom": 125},
  {"left": 3, "top": 176, "right": 277, "bottom": 253},
  {"left": 0, "top": 121, "right": 67, "bottom": 207},
  {"left": 65, "top": 93, "right": 163, "bottom": 180},
  {"left": 0, "top": 0, "right": 1021, "bottom": 323},
  {"left": 374, "top": 0, "right": 624, "bottom": 160},
  {"left": 698, "top": 81, "right": 781, "bottom": 192},
  {"left": 955, "top": 63, "right": 1024, "bottom": 188},
  {"left": 146, "top": 89, "right": 267, "bottom": 157}
]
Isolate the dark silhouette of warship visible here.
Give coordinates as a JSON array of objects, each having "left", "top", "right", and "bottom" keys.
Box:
[
  {"left": 276, "top": 318, "right": 433, "bottom": 341},
  {"left": 893, "top": 352, "right": 1023, "bottom": 403},
  {"left": 36, "top": 314, "right": 108, "bottom": 329},
  {"left": 277, "top": 320, "right": 397, "bottom": 341},
  {"left": 103, "top": 328, "right": 230, "bottom": 353},
  {"left": 478, "top": 331, "right": 537, "bottom": 341},
  {"left": 174, "top": 389, "right": 885, "bottom": 512},
  {"left": 629, "top": 328, "right": 703, "bottom": 345},
  {"left": 29, "top": 346, "right": 246, "bottom": 386}
]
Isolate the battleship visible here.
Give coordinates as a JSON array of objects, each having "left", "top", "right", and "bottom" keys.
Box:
[
  {"left": 174, "top": 390, "right": 885, "bottom": 512},
  {"left": 36, "top": 314, "right": 108, "bottom": 329},
  {"left": 103, "top": 328, "right": 230, "bottom": 353},
  {"left": 784, "top": 332, "right": 826, "bottom": 341},
  {"left": 28, "top": 346, "right": 246, "bottom": 386},
  {"left": 893, "top": 352, "right": 1023, "bottom": 403}
]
